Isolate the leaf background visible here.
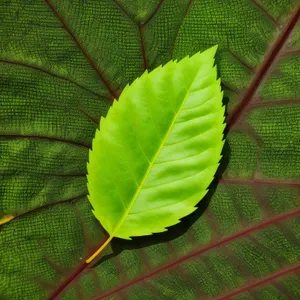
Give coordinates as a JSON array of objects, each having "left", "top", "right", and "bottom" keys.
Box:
[{"left": 0, "top": 0, "right": 300, "bottom": 299}]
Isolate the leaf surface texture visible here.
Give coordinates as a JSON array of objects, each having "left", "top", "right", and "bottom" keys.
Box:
[
  {"left": 0, "top": 1, "right": 300, "bottom": 299},
  {"left": 87, "top": 47, "right": 225, "bottom": 240}
]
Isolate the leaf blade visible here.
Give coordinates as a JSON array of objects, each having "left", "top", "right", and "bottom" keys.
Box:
[
  {"left": 1, "top": 1, "right": 300, "bottom": 299},
  {"left": 87, "top": 46, "right": 225, "bottom": 240}
]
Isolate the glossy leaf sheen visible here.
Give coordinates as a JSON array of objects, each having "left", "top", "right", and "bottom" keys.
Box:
[{"left": 87, "top": 46, "right": 225, "bottom": 240}]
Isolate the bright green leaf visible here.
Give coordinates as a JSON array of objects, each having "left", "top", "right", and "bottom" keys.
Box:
[{"left": 86, "top": 46, "right": 225, "bottom": 254}]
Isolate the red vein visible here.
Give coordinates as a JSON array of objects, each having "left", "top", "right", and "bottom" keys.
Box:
[
  {"left": 73, "top": 205, "right": 92, "bottom": 251},
  {"left": 46, "top": 236, "right": 110, "bottom": 300},
  {"left": 205, "top": 209, "right": 223, "bottom": 240},
  {"left": 220, "top": 178, "right": 300, "bottom": 187},
  {"left": 112, "top": 0, "right": 135, "bottom": 24},
  {"left": 36, "top": 280, "right": 57, "bottom": 292},
  {"left": 4, "top": 194, "right": 87, "bottom": 224},
  {"left": 180, "top": 263, "right": 204, "bottom": 298},
  {"left": 78, "top": 106, "right": 101, "bottom": 125},
  {"left": 227, "top": 6, "right": 300, "bottom": 130},
  {"left": 139, "top": 280, "right": 160, "bottom": 299},
  {"left": 115, "top": 255, "right": 125, "bottom": 283},
  {"left": 281, "top": 48, "right": 300, "bottom": 56},
  {"left": 241, "top": 122, "right": 263, "bottom": 175},
  {"left": 247, "top": 235, "right": 282, "bottom": 266},
  {"left": 0, "top": 134, "right": 91, "bottom": 149},
  {"left": 251, "top": 0, "right": 280, "bottom": 27},
  {"left": 222, "top": 83, "right": 239, "bottom": 94},
  {"left": 249, "top": 99, "right": 300, "bottom": 108},
  {"left": 221, "top": 246, "right": 251, "bottom": 290},
  {"left": 165, "top": 241, "right": 177, "bottom": 260},
  {"left": 42, "top": 255, "right": 69, "bottom": 277},
  {"left": 44, "top": 0, "right": 117, "bottom": 99},
  {"left": 212, "top": 263, "right": 300, "bottom": 300},
  {"left": 185, "top": 0, "right": 194, "bottom": 16},
  {"left": 142, "top": 0, "right": 165, "bottom": 26},
  {"left": 113, "top": 0, "right": 165, "bottom": 71},
  {"left": 170, "top": 0, "right": 194, "bottom": 57},
  {"left": 272, "top": 281, "right": 293, "bottom": 299},
  {"left": 138, "top": 26, "right": 147, "bottom": 70},
  {"left": 46, "top": 261, "right": 88, "bottom": 300},
  {"left": 136, "top": 249, "right": 152, "bottom": 271},
  {"left": 229, "top": 50, "right": 255, "bottom": 71},
  {"left": 90, "top": 268, "right": 103, "bottom": 294},
  {"left": 75, "top": 283, "right": 84, "bottom": 300},
  {"left": 275, "top": 222, "right": 300, "bottom": 258},
  {"left": 0, "top": 59, "right": 112, "bottom": 102},
  {"left": 95, "top": 208, "right": 300, "bottom": 299}
]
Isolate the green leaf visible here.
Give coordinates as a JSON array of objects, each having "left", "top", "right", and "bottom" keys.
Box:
[
  {"left": 87, "top": 46, "right": 225, "bottom": 247},
  {"left": 1, "top": 1, "right": 300, "bottom": 300}
]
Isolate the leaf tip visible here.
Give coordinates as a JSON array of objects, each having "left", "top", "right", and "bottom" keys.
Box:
[
  {"left": 200, "top": 44, "right": 218, "bottom": 62},
  {"left": 210, "top": 44, "right": 218, "bottom": 53}
]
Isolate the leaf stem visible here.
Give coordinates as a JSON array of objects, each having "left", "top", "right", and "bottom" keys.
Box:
[{"left": 85, "top": 235, "right": 113, "bottom": 263}]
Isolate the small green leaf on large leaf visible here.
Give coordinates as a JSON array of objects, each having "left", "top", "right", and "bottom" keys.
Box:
[{"left": 87, "top": 45, "right": 225, "bottom": 242}]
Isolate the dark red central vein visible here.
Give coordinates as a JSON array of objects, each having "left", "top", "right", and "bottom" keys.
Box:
[
  {"left": 211, "top": 263, "right": 300, "bottom": 300},
  {"left": 44, "top": 0, "right": 117, "bottom": 100},
  {"left": 95, "top": 208, "right": 300, "bottom": 299},
  {"left": 226, "top": 6, "right": 300, "bottom": 131},
  {"left": 47, "top": 237, "right": 110, "bottom": 300},
  {"left": 47, "top": 262, "right": 89, "bottom": 300}
]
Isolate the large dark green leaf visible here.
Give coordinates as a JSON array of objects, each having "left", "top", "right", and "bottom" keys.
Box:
[{"left": 1, "top": 1, "right": 299, "bottom": 299}]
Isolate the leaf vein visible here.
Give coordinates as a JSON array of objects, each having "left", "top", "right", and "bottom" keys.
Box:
[
  {"left": 43, "top": 0, "right": 118, "bottom": 99},
  {"left": 0, "top": 59, "right": 112, "bottom": 102},
  {"left": 96, "top": 208, "right": 300, "bottom": 299},
  {"left": 142, "top": 166, "right": 209, "bottom": 190}
]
